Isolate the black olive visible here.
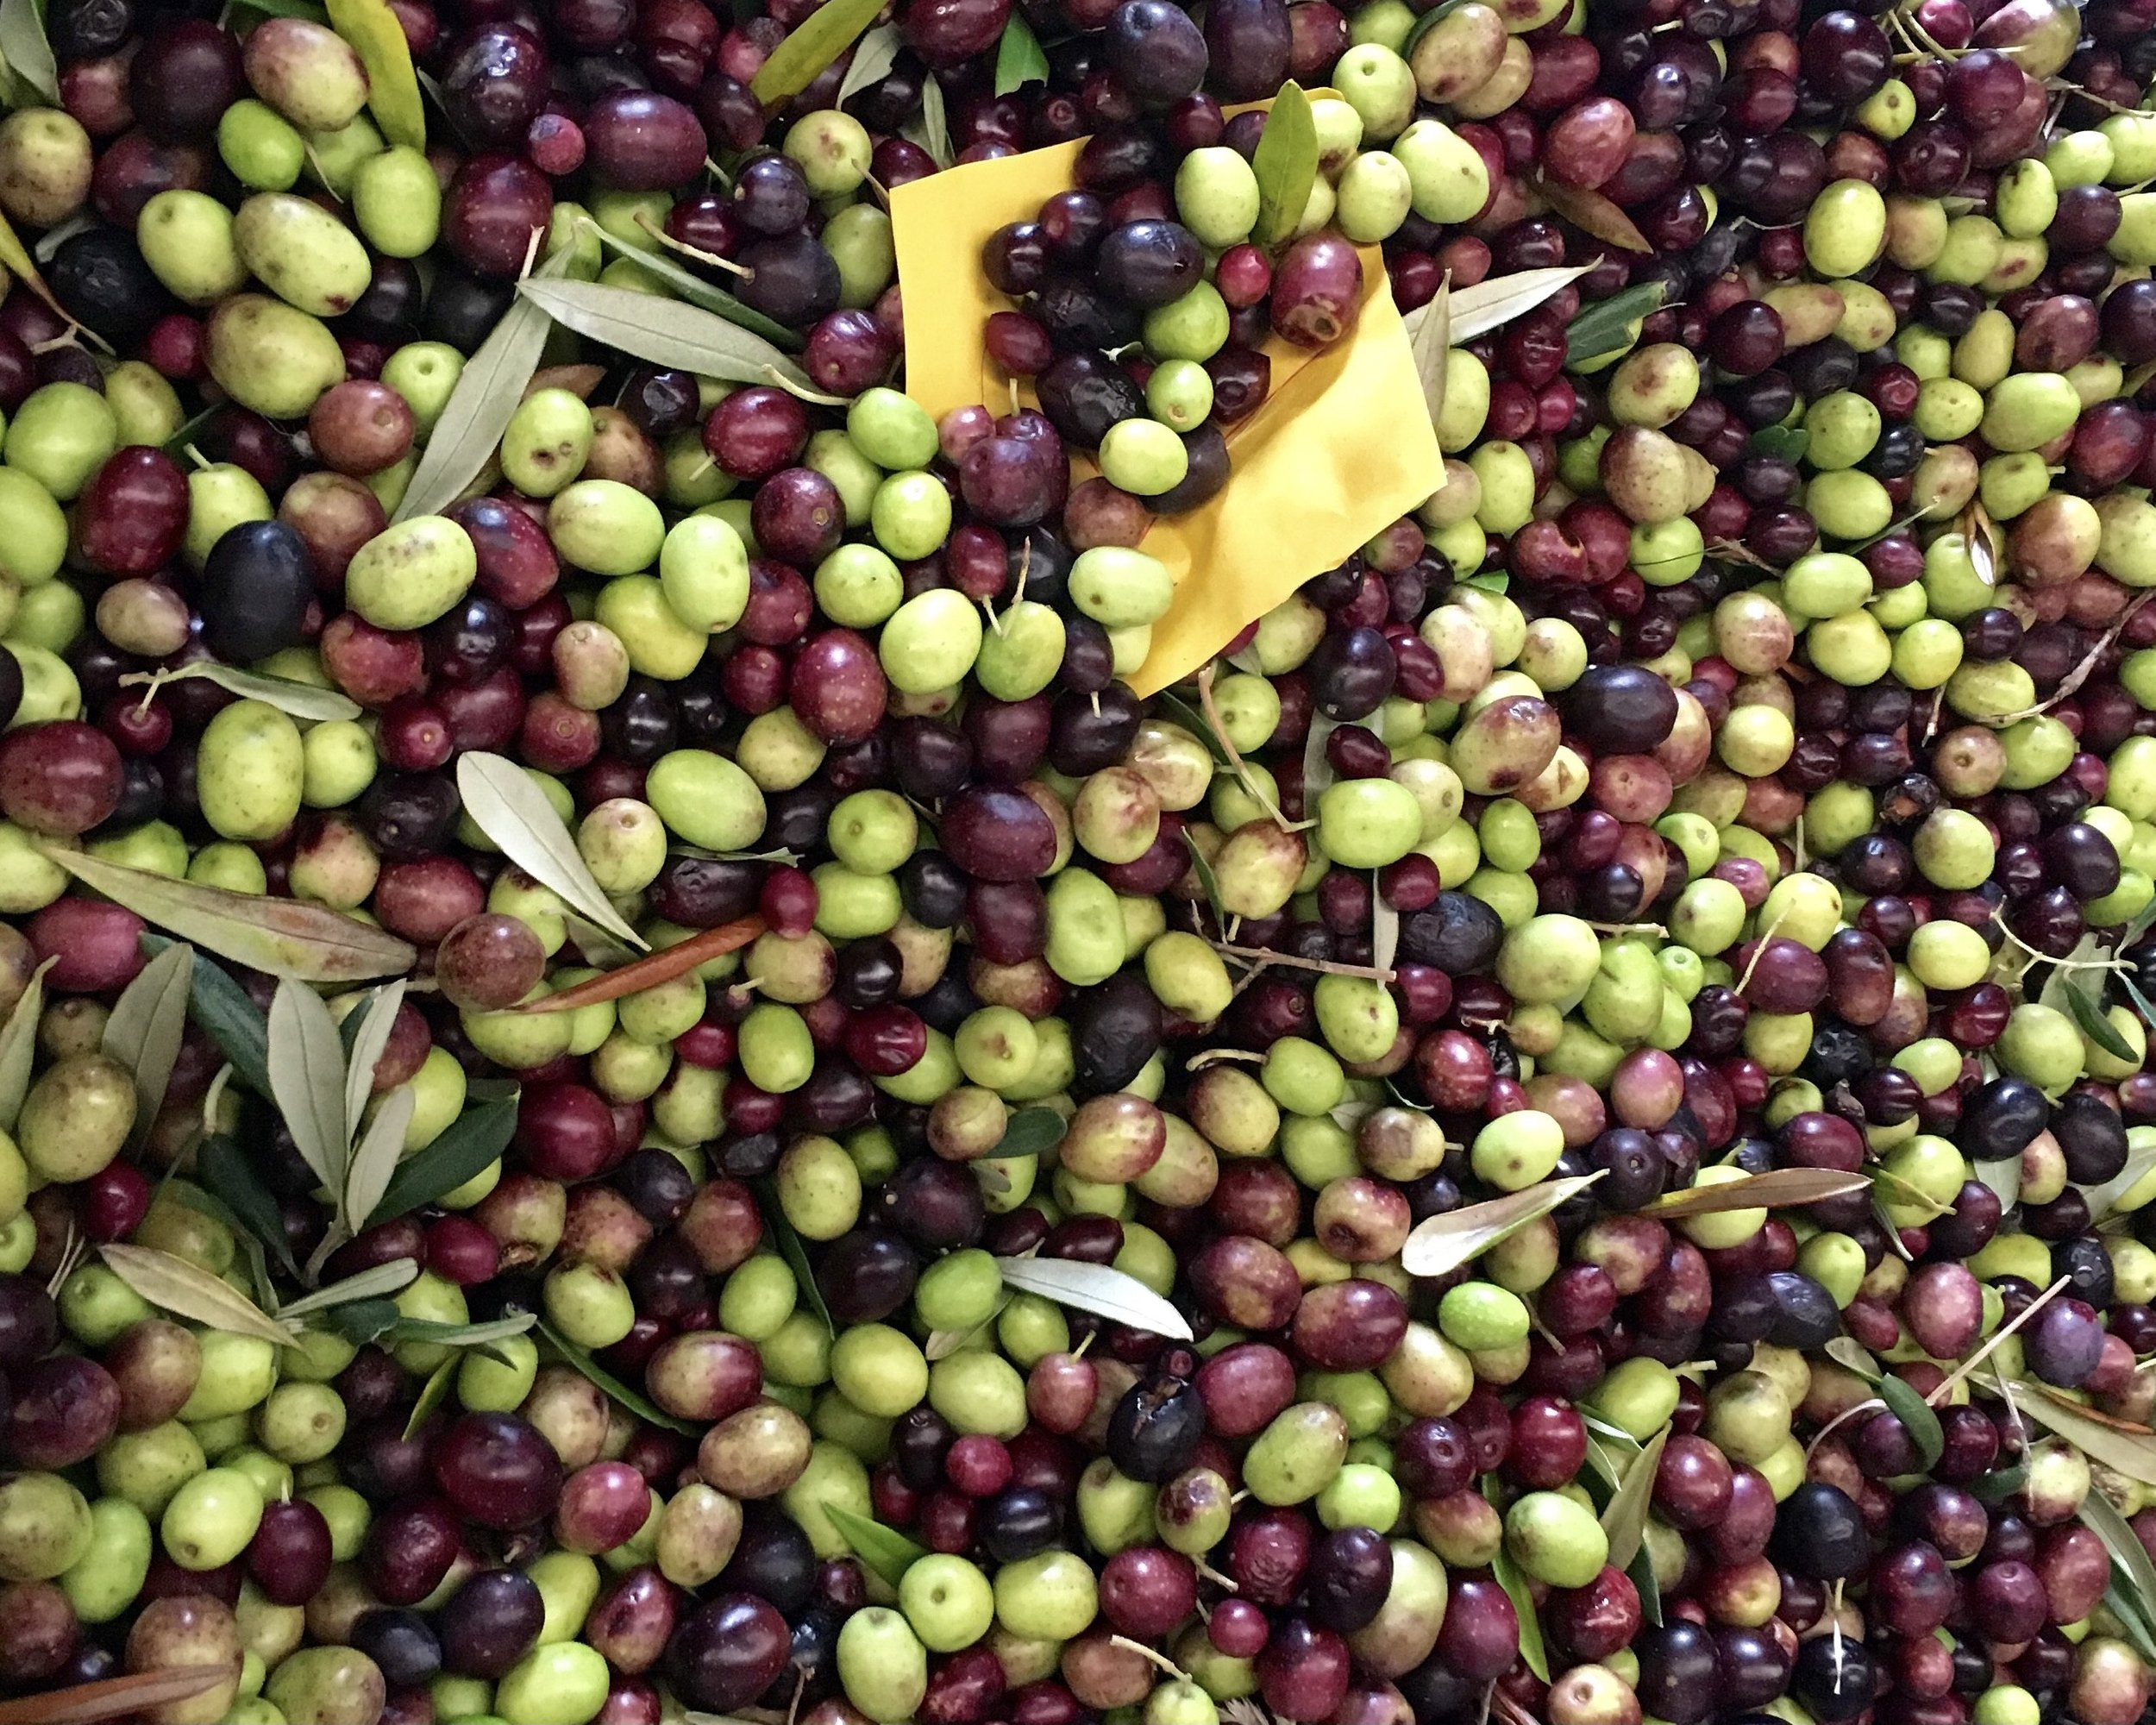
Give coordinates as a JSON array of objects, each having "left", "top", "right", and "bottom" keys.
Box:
[
  {"left": 197, "top": 520, "right": 317, "bottom": 664},
  {"left": 423, "top": 271, "right": 517, "bottom": 354},
  {"left": 2052, "top": 1092, "right": 2128, "bottom": 1184},
  {"left": 1768, "top": 1482, "right": 1869, "bottom": 1579},
  {"left": 1764, "top": 1271, "right": 1840, "bottom": 1351},
  {"left": 1106, "top": 1372, "right": 1204, "bottom": 1482},
  {"left": 48, "top": 227, "right": 172, "bottom": 347},
  {"left": 1400, "top": 892, "right": 1503, "bottom": 974},
  {"left": 1960, "top": 1076, "right": 2050, "bottom": 1163},
  {"left": 1790, "top": 1631, "right": 1877, "bottom": 1722},
  {"left": 2053, "top": 1234, "right": 2115, "bottom": 1309},
  {"left": 1069, "top": 971, "right": 1162, "bottom": 1097}
]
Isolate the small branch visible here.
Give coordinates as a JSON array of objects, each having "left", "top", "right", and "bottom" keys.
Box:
[
  {"left": 1927, "top": 1274, "right": 2071, "bottom": 1406},
  {"left": 1804, "top": 1396, "right": 1885, "bottom": 1464},
  {"left": 1198, "top": 664, "right": 1313, "bottom": 834},
  {"left": 1990, "top": 591, "right": 2156, "bottom": 724},
  {"left": 1210, "top": 942, "right": 1397, "bottom": 983}
]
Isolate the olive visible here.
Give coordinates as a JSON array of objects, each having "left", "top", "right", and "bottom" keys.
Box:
[
  {"left": 1106, "top": 1373, "right": 1204, "bottom": 1482},
  {"left": 1768, "top": 1483, "right": 1868, "bottom": 1579},
  {"left": 197, "top": 520, "right": 317, "bottom": 664},
  {"left": 48, "top": 227, "right": 172, "bottom": 347}
]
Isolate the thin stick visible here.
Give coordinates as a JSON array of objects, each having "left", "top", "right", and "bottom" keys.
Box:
[
  {"left": 1196, "top": 664, "right": 1312, "bottom": 834},
  {"left": 1927, "top": 1274, "right": 2072, "bottom": 1406},
  {"left": 1209, "top": 942, "right": 1397, "bottom": 983},
  {"left": 1990, "top": 591, "right": 2156, "bottom": 724}
]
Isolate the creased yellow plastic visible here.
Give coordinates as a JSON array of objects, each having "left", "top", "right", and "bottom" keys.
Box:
[{"left": 889, "top": 118, "right": 1444, "bottom": 698}]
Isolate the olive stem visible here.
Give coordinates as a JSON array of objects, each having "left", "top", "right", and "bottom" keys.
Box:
[
  {"left": 1587, "top": 921, "right": 1667, "bottom": 937},
  {"left": 1927, "top": 1273, "right": 2073, "bottom": 1405},
  {"left": 1989, "top": 908, "right": 2129, "bottom": 975},
  {"left": 1209, "top": 943, "right": 1397, "bottom": 983},
  {"left": 1109, "top": 1637, "right": 1191, "bottom": 1681},
  {"left": 1802, "top": 1396, "right": 1884, "bottom": 1465},
  {"left": 1731, "top": 907, "right": 1792, "bottom": 999},
  {"left": 1197, "top": 663, "right": 1314, "bottom": 834},
  {"left": 1989, "top": 590, "right": 2156, "bottom": 725},
  {"left": 1194, "top": 1560, "right": 1238, "bottom": 1592},
  {"left": 632, "top": 211, "right": 755, "bottom": 278},
  {"left": 1184, "top": 1048, "right": 1263, "bottom": 1070}
]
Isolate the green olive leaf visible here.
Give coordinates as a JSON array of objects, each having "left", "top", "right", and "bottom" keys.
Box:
[
  {"left": 405, "top": 1357, "right": 459, "bottom": 1443},
  {"left": 0, "top": 957, "right": 54, "bottom": 1134},
  {"left": 322, "top": 1298, "right": 404, "bottom": 1346},
  {"left": 1876, "top": 1372, "right": 1945, "bottom": 1471},
  {"left": 993, "top": 11, "right": 1049, "bottom": 94},
  {"left": 994, "top": 1107, "right": 1068, "bottom": 1159},
  {"left": 821, "top": 1501, "right": 928, "bottom": 1588},
  {"left": 1414, "top": 263, "right": 1591, "bottom": 347},
  {"left": 0, "top": 0, "right": 59, "bottom": 106},
  {"left": 757, "top": 1179, "right": 836, "bottom": 1337},
  {"left": 1251, "top": 81, "right": 1318, "bottom": 250},
  {"left": 536, "top": 1317, "right": 699, "bottom": 1434},
  {"left": 397, "top": 248, "right": 573, "bottom": 524},
  {"left": 1409, "top": 273, "right": 1451, "bottom": 445},
  {"left": 326, "top": 0, "right": 425, "bottom": 149},
  {"left": 1626, "top": 1540, "right": 1663, "bottom": 1628},
  {"left": 195, "top": 1136, "right": 298, "bottom": 1275},
  {"left": 1490, "top": 1545, "right": 1549, "bottom": 1681},
  {"left": 751, "top": 0, "right": 885, "bottom": 106},
  {"left": 42, "top": 849, "right": 415, "bottom": 982},
  {"left": 517, "top": 277, "right": 819, "bottom": 397},
  {"left": 2082, "top": 1486, "right": 2156, "bottom": 1633},
  {"left": 995, "top": 1256, "right": 1194, "bottom": 1339},
  {"left": 904, "top": 72, "right": 952, "bottom": 169},
  {"left": 2064, "top": 981, "right": 2137, "bottom": 1064},
  {"left": 1564, "top": 280, "right": 1666, "bottom": 367},
  {"left": 2104, "top": 1578, "right": 2156, "bottom": 1666},
  {"left": 1401, "top": 1173, "right": 1602, "bottom": 1278},
  {"left": 1970, "top": 1461, "right": 2027, "bottom": 1503},
  {"left": 342, "top": 1084, "right": 417, "bottom": 1243},
  {"left": 98, "top": 1245, "right": 297, "bottom": 1347},
  {"left": 1599, "top": 1423, "right": 1669, "bottom": 1571},
  {"left": 2010, "top": 1381, "right": 2156, "bottom": 1487},
  {"left": 580, "top": 221, "right": 802, "bottom": 350},
  {"left": 1181, "top": 831, "right": 1226, "bottom": 926},
  {"left": 1746, "top": 424, "right": 1810, "bottom": 466},
  {"left": 456, "top": 752, "right": 649, "bottom": 954},
  {"left": 141, "top": 940, "right": 273, "bottom": 1098},
  {"left": 120, "top": 664, "right": 360, "bottom": 724},
  {"left": 102, "top": 941, "right": 194, "bottom": 1152},
  {"left": 1823, "top": 1336, "right": 1880, "bottom": 1382},
  {"left": 1642, "top": 1166, "right": 1870, "bottom": 1217},
  {"left": 837, "top": 22, "right": 902, "bottom": 103},
  {"left": 340, "top": 979, "right": 408, "bottom": 1145},
  {"left": 278, "top": 1258, "right": 420, "bottom": 1318},
  {"left": 370, "top": 1092, "right": 520, "bottom": 1222},
  {"left": 269, "top": 978, "right": 352, "bottom": 1201},
  {"left": 1154, "top": 691, "right": 1230, "bottom": 765}
]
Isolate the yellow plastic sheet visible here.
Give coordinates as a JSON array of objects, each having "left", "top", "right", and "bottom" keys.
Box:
[{"left": 889, "top": 130, "right": 1444, "bottom": 697}]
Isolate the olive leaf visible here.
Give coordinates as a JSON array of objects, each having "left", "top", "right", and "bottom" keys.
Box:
[
  {"left": 2010, "top": 1381, "right": 2156, "bottom": 1487},
  {"left": 1181, "top": 831, "right": 1226, "bottom": 925},
  {"left": 1537, "top": 176, "right": 1651, "bottom": 254},
  {"left": 327, "top": 0, "right": 425, "bottom": 150},
  {"left": 1250, "top": 81, "right": 1318, "bottom": 250},
  {"left": 1599, "top": 1423, "right": 1669, "bottom": 1571},
  {"left": 1627, "top": 1541, "right": 1663, "bottom": 1628},
  {"left": 1823, "top": 1336, "right": 1880, "bottom": 1381},
  {"left": 1564, "top": 280, "right": 1666, "bottom": 367},
  {"left": 996, "top": 1256, "right": 1194, "bottom": 1339},
  {"left": 1409, "top": 274, "right": 1451, "bottom": 446},
  {"left": 120, "top": 664, "right": 360, "bottom": 724},
  {"left": 995, "top": 1107, "right": 1067, "bottom": 1159},
  {"left": 751, "top": 0, "right": 886, "bottom": 105},
  {"left": 42, "top": 848, "right": 416, "bottom": 982},
  {"left": 1371, "top": 875, "right": 1400, "bottom": 977},
  {"left": 1971, "top": 1461, "right": 2028, "bottom": 1503},
  {"left": 342, "top": 1085, "right": 417, "bottom": 1244},
  {"left": 837, "top": 22, "right": 902, "bottom": 103},
  {"left": 994, "top": 11, "right": 1049, "bottom": 94},
  {"left": 0, "top": 1664, "right": 246, "bottom": 1725},
  {"left": 518, "top": 277, "right": 820, "bottom": 398},
  {"left": 536, "top": 1317, "right": 699, "bottom": 1434},
  {"left": 0, "top": 957, "right": 54, "bottom": 1133},
  {"left": 269, "top": 978, "right": 352, "bottom": 1200},
  {"left": 371, "top": 1090, "right": 519, "bottom": 1221},
  {"left": 143, "top": 940, "right": 273, "bottom": 1098},
  {"left": 581, "top": 222, "right": 801, "bottom": 350},
  {"left": 1748, "top": 424, "right": 1809, "bottom": 465},
  {"left": 98, "top": 1245, "right": 296, "bottom": 1346},
  {"left": 102, "top": 941, "right": 194, "bottom": 1151},
  {"left": 405, "top": 1358, "right": 460, "bottom": 1444},
  {"left": 322, "top": 1298, "right": 404, "bottom": 1345},
  {"left": 1877, "top": 1373, "right": 1945, "bottom": 1471},
  {"left": 1642, "top": 1166, "right": 1869, "bottom": 1217},
  {"left": 1960, "top": 498, "right": 2005, "bottom": 588},
  {"left": 2106, "top": 1578, "right": 2156, "bottom": 1667},
  {"left": 1401, "top": 1173, "right": 1602, "bottom": 1278},
  {"left": 822, "top": 1501, "right": 929, "bottom": 1587},
  {"left": 1490, "top": 1546, "right": 1549, "bottom": 1682},
  {"left": 277, "top": 1256, "right": 418, "bottom": 1318},
  {"left": 196, "top": 1136, "right": 298, "bottom": 1275},
  {"left": 2126, "top": 358, "right": 2156, "bottom": 398},
  {"left": 0, "top": 207, "right": 74, "bottom": 330},
  {"left": 1153, "top": 691, "right": 1229, "bottom": 765},
  {"left": 397, "top": 250, "right": 571, "bottom": 524},
  {"left": 2081, "top": 1486, "right": 2156, "bottom": 1648},
  {"left": 1409, "top": 263, "right": 1591, "bottom": 347},
  {"left": 339, "top": 979, "right": 407, "bottom": 1145},
  {"left": 906, "top": 72, "right": 953, "bottom": 169},
  {"left": 2084, "top": 1142, "right": 2156, "bottom": 1221},
  {"left": 757, "top": 1180, "right": 836, "bottom": 1337},
  {"left": 457, "top": 752, "right": 649, "bottom": 954},
  {"left": 2064, "top": 981, "right": 2137, "bottom": 1064},
  {"left": 0, "top": 0, "right": 58, "bottom": 106}
]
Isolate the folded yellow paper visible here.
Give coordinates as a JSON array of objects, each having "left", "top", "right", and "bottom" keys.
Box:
[{"left": 889, "top": 129, "right": 1444, "bottom": 698}]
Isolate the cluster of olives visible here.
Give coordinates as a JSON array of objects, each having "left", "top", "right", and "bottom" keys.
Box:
[{"left": 0, "top": 0, "right": 2145, "bottom": 1720}]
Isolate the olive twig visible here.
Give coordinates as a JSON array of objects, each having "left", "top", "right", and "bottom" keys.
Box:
[
  {"left": 1587, "top": 921, "right": 1667, "bottom": 937},
  {"left": 1109, "top": 1638, "right": 1191, "bottom": 1680},
  {"left": 1926, "top": 1273, "right": 2072, "bottom": 1405},
  {"left": 1197, "top": 664, "right": 1314, "bottom": 834},
  {"left": 1208, "top": 942, "right": 1397, "bottom": 983},
  {"left": 1988, "top": 590, "right": 2156, "bottom": 725},
  {"left": 1990, "top": 907, "right": 2129, "bottom": 974},
  {"left": 1802, "top": 1396, "right": 1886, "bottom": 1465},
  {"left": 1194, "top": 1559, "right": 1238, "bottom": 1592},
  {"left": 633, "top": 210, "right": 754, "bottom": 278},
  {"left": 1732, "top": 907, "right": 1792, "bottom": 998}
]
